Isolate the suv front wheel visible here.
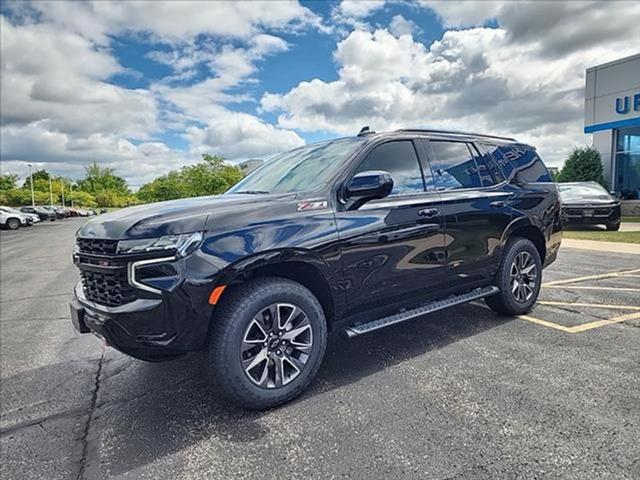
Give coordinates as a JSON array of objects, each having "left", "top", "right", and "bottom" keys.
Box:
[
  {"left": 204, "top": 277, "right": 327, "bottom": 409},
  {"left": 485, "top": 237, "right": 542, "bottom": 316}
]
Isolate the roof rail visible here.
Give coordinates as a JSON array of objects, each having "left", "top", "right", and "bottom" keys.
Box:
[{"left": 396, "top": 128, "right": 516, "bottom": 142}]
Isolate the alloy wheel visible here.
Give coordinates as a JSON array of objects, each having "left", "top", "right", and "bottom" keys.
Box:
[
  {"left": 240, "top": 303, "right": 313, "bottom": 389},
  {"left": 510, "top": 251, "right": 538, "bottom": 303}
]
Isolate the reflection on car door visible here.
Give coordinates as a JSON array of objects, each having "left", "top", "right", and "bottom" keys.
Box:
[
  {"left": 335, "top": 139, "right": 446, "bottom": 318},
  {"left": 423, "top": 139, "right": 512, "bottom": 288}
]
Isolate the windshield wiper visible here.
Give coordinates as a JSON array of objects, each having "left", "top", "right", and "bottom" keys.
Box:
[{"left": 232, "top": 190, "right": 270, "bottom": 194}]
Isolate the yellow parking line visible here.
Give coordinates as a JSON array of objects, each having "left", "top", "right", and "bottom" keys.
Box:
[
  {"left": 566, "top": 311, "right": 640, "bottom": 333},
  {"left": 542, "top": 285, "right": 640, "bottom": 292},
  {"left": 518, "top": 311, "right": 640, "bottom": 333},
  {"left": 542, "top": 268, "right": 640, "bottom": 286},
  {"left": 517, "top": 314, "right": 575, "bottom": 333},
  {"left": 537, "top": 301, "right": 640, "bottom": 311}
]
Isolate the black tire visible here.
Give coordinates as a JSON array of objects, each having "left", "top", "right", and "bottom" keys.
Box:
[
  {"left": 485, "top": 237, "right": 542, "bottom": 316},
  {"left": 606, "top": 222, "right": 620, "bottom": 231},
  {"left": 204, "top": 277, "right": 327, "bottom": 409},
  {"left": 6, "top": 218, "right": 21, "bottom": 230}
]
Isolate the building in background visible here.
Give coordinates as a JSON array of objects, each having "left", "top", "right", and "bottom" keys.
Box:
[
  {"left": 238, "top": 159, "right": 264, "bottom": 175},
  {"left": 585, "top": 53, "right": 640, "bottom": 201}
]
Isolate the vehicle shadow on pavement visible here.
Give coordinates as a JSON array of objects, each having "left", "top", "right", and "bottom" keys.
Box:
[{"left": 1, "top": 304, "right": 509, "bottom": 478}]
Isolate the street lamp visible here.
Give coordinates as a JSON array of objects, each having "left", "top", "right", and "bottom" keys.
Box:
[
  {"left": 61, "top": 180, "right": 65, "bottom": 207},
  {"left": 49, "top": 177, "right": 53, "bottom": 206},
  {"left": 27, "top": 163, "right": 35, "bottom": 207}
]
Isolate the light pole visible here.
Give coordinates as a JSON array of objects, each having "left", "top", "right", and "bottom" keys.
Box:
[
  {"left": 61, "top": 179, "right": 65, "bottom": 207},
  {"left": 49, "top": 177, "right": 53, "bottom": 206},
  {"left": 70, "top": 183, "right": 74, "bottom": 208},
  {"left": 27, "top": 163, "right": 35, "bottom": 207}
]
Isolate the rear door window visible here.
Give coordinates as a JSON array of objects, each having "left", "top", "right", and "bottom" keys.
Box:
[
  {"left": 473, "top": 144, "right": 505, "bottom": 185},
  {"left": 481, "top": 143, "right": 552, "bottom": 183},
  {"left": 355, "top": 140, "right": 425, "bottom": 195},
  {"left": 429, "top": 141, "right": 482, "bottom": 190}
]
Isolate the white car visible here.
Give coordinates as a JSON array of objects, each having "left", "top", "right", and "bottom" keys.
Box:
[
  {"left": 0, "top": 206, "right": 40, "bottom": 224},
  {"left": 0, "top": 207, "right": 28, "bottom": 230}
]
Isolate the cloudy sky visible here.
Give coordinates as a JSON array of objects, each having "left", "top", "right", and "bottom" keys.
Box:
[{"left": 1, "top": 1, "right": 639, "bottom": 189}]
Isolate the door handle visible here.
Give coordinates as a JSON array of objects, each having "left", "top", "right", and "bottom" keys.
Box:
[
  {"left": 418, "top": 208, "right": 439, "bottom": 217},
  {"left": 490, "top": 201, "right": 507, "bottom": 208}
]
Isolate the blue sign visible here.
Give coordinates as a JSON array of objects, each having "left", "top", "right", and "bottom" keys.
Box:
[{"left": 615, "top": 93, "right": 640, "bottom": 114}]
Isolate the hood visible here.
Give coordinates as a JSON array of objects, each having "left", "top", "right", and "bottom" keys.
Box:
[{"left": 77, "top": 193, "right": 295, "bottom": 239}]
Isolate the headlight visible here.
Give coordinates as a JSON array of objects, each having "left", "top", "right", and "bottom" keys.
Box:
[{"left": 117, "top": 232, "right": 203, "bottom": 257}]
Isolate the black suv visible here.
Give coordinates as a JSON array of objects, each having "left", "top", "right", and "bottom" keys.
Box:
[{"left": 70, "top": 129, "right": 562, "bottom": 409}]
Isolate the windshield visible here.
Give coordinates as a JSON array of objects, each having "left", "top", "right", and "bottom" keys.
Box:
[
  {"left": 227, "top": 138, "right": 365, "bottom": 194},
  {"left": 558, "top": 183, "right": 612, "bottom": 202}
]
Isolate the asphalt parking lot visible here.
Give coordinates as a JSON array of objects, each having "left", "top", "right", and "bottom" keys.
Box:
[{"left": 1, "top": 218, "right": 639, "bottom": 480}]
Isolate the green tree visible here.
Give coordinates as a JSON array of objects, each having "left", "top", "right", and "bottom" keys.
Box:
[
  {"left": 0, "top": 188, "right": 49, "bottom": 206},
  {"left": 21, "top": 169, "right": 50, "bottom": 189},
  {"left": 76, "top": 162, "right": 130, "bottom": 196},
  {"left": 67, "top": 190, "right": 97, "bottom": 208},
  {"left": 557, "top": 146, "right": 606, "bottom": 186},
  {"left": 0, "top": 173, "right": 19, "bottom": 191},
  {"left": 137, "top": 155, "right": 244, "bottom": 203}
]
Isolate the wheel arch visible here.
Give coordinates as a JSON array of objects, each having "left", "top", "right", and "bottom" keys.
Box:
[
  {"left": 214, "top": 249, "right": 337, "bottom": 329},
  {"left": 502, "top": 218, "right": 546, "bottom": 265}
]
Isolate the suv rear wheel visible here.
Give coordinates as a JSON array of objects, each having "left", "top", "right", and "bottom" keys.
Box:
[
  {"left": 485, "top": 237, "right": 542, "bottom": 315},
  {"left": 204, "top": 277, "right": 327, "bottom": 409}
]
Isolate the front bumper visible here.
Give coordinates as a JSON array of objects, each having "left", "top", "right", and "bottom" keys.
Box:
[
  {"left": 561, "top": 203, "right": 621, "bottom": 226},
  {"left": 71, "top": 272, "right": 215, "bottom": 361}
]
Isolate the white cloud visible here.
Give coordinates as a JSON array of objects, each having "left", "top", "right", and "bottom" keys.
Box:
[
  {"left": 389, "top": 14, "right": 417, "bottom": 37},
  {"left": 28, "top": 0, "right": 324, "bottom": 43},
  {"left": 0, "top": 123, "right": 186, "bottom": 188},
  {"left": 418, "top": 1, "right": 502, "bottom": 28},
  {"left": 0, "top": 3, "right": 309, "bottom": 187},
  {"left": 334, "top": 1, "right": 386, "bottom": 20},
  {"left": 0, "top": 16, "right": 157, "bottom": 138},
  {"left": 421, "top": 1, "right": 640, "bottom": 57},
  {"left": 261, "top": 3, "right": 640, "bottom": 167},
  {"left": 186, "top": 111, "right": 304, "bottom": 159}
]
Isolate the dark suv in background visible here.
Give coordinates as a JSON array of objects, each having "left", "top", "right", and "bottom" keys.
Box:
[{"left": 70, "top": 128, "right": 562, "bottom": 409}]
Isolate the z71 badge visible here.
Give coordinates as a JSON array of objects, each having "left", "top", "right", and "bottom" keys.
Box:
[{"left": 297, "top": 200, "right": 328, "bottom": 211}]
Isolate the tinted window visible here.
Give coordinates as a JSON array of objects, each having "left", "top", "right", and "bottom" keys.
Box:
[
  {"left": 429, "top": 141, "right": 482, "bottom": 190},
  {"left": 475, "top": 143, "right": 505, "bottom": 184},
  {"left": 483, "top": 144, "right": 552, "bottom": 183},
  {"left": 355, "top": 140, "right": 425, "bottom": 195}
]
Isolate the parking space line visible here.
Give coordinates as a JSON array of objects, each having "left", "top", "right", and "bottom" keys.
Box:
[
  {"left": 542, "top": 285, "right": 640, "bottom": 292},
  {"left": 566, "top": 312, "right": 640, "bottom": 333},
  {"left": 517, "top": 314, "right": 575, "bottom": 333},
  {"left": 542, "top": 268, "right": 640, "bottom": 286},
  {"left": 537, "top": 301, "right": 640, "bottom": 311},
  {"left": 517, "top": 311, "right": 640, "bottom": 333}
]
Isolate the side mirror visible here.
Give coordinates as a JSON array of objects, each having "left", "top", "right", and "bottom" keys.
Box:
[{"left": 346, "top": 170, "right": 394, "bottom": 205}]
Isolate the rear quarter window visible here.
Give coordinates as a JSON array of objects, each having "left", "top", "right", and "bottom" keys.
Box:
[{"left": 479, "top": 143, "right": 552, "bottom": 183}]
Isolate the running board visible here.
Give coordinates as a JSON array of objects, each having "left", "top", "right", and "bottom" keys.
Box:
[{"left": 344, "top": 286, "right": 499, "bottom": 338}]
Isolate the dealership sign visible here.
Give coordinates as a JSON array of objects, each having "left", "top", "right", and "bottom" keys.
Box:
[{"left": 615, "top": 93, "right": 640, "bottom": 115}]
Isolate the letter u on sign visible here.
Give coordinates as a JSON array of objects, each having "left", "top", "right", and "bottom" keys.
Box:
[{"left": 615, "top": 96, "right": 630, "bottom": 114}]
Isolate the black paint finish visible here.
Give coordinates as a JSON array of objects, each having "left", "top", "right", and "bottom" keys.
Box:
[{"left": 72, "top": 130, "right": 562, "bottom": 361}]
